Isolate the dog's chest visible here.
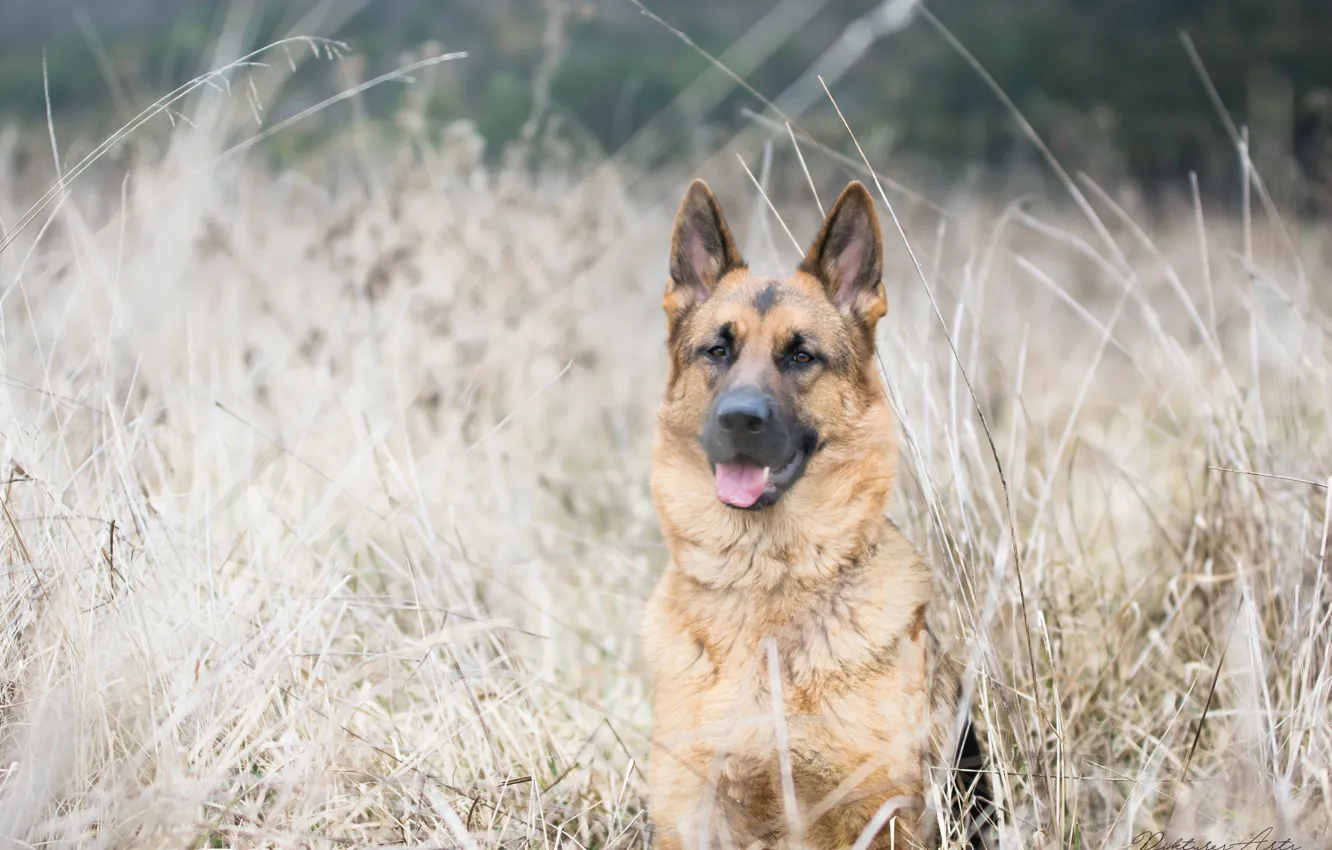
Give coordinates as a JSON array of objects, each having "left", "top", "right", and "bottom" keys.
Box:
[{"left": 684, "top": 582, "right": 930, "bottom": 769}]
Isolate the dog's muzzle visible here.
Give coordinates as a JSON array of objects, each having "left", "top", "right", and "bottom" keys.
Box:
[{"left": 700, "top": 386, "right": 812, "bottom": 509}]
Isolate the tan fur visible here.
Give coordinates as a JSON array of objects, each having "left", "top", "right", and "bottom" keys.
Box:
[{"left": 643, "top": 180, "right": 963, "bottom": 850}]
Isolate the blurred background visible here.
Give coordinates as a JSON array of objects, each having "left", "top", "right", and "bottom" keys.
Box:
[
  {"left": 3, "top": 3, "right": 1332, "bottom": 847},
  {"left": 2, "top": 0, "right": 1331, "bottom": 212}
]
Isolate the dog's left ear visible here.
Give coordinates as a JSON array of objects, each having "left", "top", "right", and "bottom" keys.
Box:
[
  {"left": 665, "top": 179, "right": 746, "bottom": 323},
  {"left": 799, "top": 181, "right": 886, "bottom": 327}
]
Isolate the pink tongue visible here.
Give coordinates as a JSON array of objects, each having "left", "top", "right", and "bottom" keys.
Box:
[{"left": 715, "top": 462, "right": 766, "bottom": 508}]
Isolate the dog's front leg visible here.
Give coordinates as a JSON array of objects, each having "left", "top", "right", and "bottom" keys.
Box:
[{"left": 650, "top": 745, "right": 780, "bottom": 850}]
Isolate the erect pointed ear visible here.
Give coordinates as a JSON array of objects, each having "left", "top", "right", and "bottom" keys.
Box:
[
  {"left": 664, "top": 179, "right": 746, "bottom": 322},
  {"left": 799, "top": 181, "right": 886, "bottom": 327}
]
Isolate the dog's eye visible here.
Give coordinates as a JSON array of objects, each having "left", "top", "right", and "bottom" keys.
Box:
[
  {"left": 707, "top": 345, "right": 728, "bottom": 361},
  {"left": 791, "top": 350, "right": 815, "bottom": 365}
]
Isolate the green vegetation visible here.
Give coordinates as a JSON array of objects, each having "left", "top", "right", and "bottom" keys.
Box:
[{"left": 2, "top": 0, "right": 1330, "bottom": 196}]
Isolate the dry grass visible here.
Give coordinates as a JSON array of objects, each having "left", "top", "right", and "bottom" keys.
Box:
[{"left": 2, "top": 45, "right": 1332, "bottom": 850}]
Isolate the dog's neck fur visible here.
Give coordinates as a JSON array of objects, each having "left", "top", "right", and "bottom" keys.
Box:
[{"left": 651, "top": 388, "right": 899, "bottom": 596}]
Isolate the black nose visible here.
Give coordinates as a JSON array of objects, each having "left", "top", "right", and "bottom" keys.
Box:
[
  {"left": 702, "top": 386, "right": 791, "bottom": 468},
  {"left": 716, "top": 389, "right": 771, "bottom": 435}
]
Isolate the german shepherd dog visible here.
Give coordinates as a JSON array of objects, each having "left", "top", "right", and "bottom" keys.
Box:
[{"left": 643, "top": 180, "right": 993, "bottom": 849}]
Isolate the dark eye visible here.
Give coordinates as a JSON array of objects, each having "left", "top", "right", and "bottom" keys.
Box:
[
  {"left": 791, "top": 349, "right": 815, "bottom": 365},
  {"left": 708, "top": 345, "right": 728, "bottom": 361}
]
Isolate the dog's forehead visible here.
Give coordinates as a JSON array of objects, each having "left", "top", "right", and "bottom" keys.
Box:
[{"left": 710, "top": 274, "right": 830, "bottom": 324}]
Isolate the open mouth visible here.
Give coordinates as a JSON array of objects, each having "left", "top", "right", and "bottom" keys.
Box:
[{"left": 712, "top": 444, "right": 812, "bottom": 510}]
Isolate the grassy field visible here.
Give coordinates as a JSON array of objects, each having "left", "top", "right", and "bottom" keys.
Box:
[{"left": 1, "top": 43, "right": 1332, "bottom": 849}]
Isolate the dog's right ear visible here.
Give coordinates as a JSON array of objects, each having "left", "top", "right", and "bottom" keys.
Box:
[{"left": 665, "top": 179, "right": 746, "bottom": 323}]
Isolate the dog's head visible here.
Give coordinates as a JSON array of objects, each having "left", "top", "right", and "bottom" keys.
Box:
[{"left": 654, "top": 179, "right": 892, "bottom": 513}]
